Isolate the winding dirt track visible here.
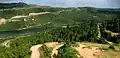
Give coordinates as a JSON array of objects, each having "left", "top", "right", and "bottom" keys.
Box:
[
  {"left": 29, "top": 12, "right": 50, "bottom": 16},
  {"left": 10, "top": 12, "right": 50, "bottom": 20},
  {"left": 30, "top": 44, "right": 43, "bottom": 58},
  {"left": 30, "top": 42, "right": 61, "bottom": 58},
  {"left": 51, "top": 44, "right": 64, "bottom": 58},
  {"left": 1, "top": 40, "right": 11, "bottom": 47},
  {"left": 11, "top": 16, "right": 28, "bottom": 19},
  {"left": 31, "top": 42, "right": 105, "bottom": 58}
]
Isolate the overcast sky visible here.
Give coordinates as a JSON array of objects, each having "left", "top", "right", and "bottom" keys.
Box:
[{"left": 0, "top": 0, "right": 120, "bottom": 8}]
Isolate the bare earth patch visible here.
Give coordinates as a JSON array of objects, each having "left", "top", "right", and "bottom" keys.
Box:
[
  {"left": 29, "top": 12, "right": 50, "bottom": 16},
  {"left": 30, "top": 42, "right": 61, "bottom": 58},
  {"left": 31, "top": 42, "right": 114, "bottom": 58},
  {"left": 73, "top": 47, "right": 101, "bottom": 58},
  {"left": 72, "top": 43, "right": 109, "bottom": 58},
  {"left": 11, "top": 16, "right": 28, "bottom": 19},
  {"left": 10, "top": 12, "right": 50, "bottom": 20},
  {"left": 51, "top": 44, "right": 64, "bottom": 58},
  {"left": 30, "top": 44, "right": 43, "bottom": 58},
  {"left": 45, "top": 42, "right": 60, "bottom": 48}
]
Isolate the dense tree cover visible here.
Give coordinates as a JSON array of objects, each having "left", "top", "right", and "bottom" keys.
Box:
[
  {"left": 96, "top": 8, "right": 120, "bottom": 15},
  {"left": 54, "top": 43, "right": 82, "bottom": 58},
  {"left": 32, "top": 8, "right": 113, "bottom": 29},
  {"left": 0, "top": 32, "right": 53, "bottom": 58},
  {"left": 99, "top": 16, "right": 120, "bottom": 43},
  {"left": 0, "top": 19, "right": 119, "bottom": 58},
  {"left": 106, "top": 16, "right": 120, "bottom": 43},
  {"left": 0, "top": 7, "right": 119, "bottom": 58},
  {"left": 0, "top": 7, "right": 65, "bottom": 19},
  {"left": 0, "top": 3, "right": 28, "bottom": 9},
  {"left": 47, "top": 21, "right": 99, "bottom": 42},
  {"left": 0, "top": 20, "right": 31, "bottom": 31},
  {"left": 0, "top": 7, "right": 114, "bottom": 31},
  {"left": 106, "top": 16, "right": 120, "bottom": 33},
  {"left": 0, "top": 39, "right": 6, "bottom": 43},
  {"left": 0, "top": 20, "right": 99, "bottom": 58},
  {"left": 0, "top": 8, "right": 71, "bottom": 31},
  {"left": 111, "top": 35, "right": 120, "bottom": 43},
  {"left": 0, "top": 19, "right": 52, "bottom": 31}
]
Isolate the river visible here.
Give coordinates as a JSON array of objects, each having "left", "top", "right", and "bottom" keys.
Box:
[{"left": 0, "top": 28, "right": 47, "bottom": 38}]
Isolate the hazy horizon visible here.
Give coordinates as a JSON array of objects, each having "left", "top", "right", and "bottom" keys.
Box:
[{"left": 0, "top": 0, "right": 120, "bottom": 8}]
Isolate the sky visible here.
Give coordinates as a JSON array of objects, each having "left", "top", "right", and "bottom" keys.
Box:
[{"left": 0, "top": 0, "right": 120, "bottom": 8}]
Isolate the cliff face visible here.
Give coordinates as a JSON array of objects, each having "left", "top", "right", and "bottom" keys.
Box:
[{"left": 0, "top": 2, "right": 28, "bottom": 9}]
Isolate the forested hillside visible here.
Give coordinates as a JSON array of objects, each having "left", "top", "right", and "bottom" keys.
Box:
[
  {"left": 0, "top": 7, "right": 115, "bottom": 31},
  {"left": 0, "top": 2, "right": 28, "bottom": 9},
  {"left": 0, "top": 5, "right": 120, "bottom": 58}
]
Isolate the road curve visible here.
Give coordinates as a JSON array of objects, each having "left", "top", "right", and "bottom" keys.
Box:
[
  {"left": 30, "top": 44, "right": 43, "bottom": 58},
  {"left": 51, "top": 44, "right": 64, "bottom": 58}
]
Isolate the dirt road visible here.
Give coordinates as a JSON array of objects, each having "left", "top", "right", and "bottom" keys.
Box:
[
  {"left": 30, "top": 44, "right": 43, "bottom": 58},
  {"left": 51, "top": 44, "right": 64, "bottom": 58},
  {"left": 1, "top": 40, "right": 11, "bottom": 47},
  {"left": 30, "top": 42, "right": 60, "bottom": 58},
  {"left": 11, "top": 16, "right": 28, "bottom": 19},
  {"left": 29, "top": 12, "right": 50, "bottom": 16},
  {"left": 30, "top": 42, "right": 103, "bottom": 58}
]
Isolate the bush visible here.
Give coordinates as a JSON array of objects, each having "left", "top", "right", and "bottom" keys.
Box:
[{"left": 55, "top": 44, "right": 80, "bottom": 58}]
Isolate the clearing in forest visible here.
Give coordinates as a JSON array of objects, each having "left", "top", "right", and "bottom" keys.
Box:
[{"left": 30, "top": 42, "right": 62, "bottom": 58}]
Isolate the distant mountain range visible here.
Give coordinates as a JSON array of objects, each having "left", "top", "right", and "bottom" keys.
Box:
[
  {"left": 0, "top": 2, "right": 120, "bottom": 15},
  {"left": 80, "top": 7, "right": 120, "bottom": 15},
  {"left": 0, "top": 2, "right": 28, "bottom": 9},
  {"left": 96, "top": 8, "right": 120, "bottom": 14}
]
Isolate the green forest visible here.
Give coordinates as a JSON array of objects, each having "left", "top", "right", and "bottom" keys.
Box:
[{"left": 0, "top": 6, "right": 120, "bottom": 58}]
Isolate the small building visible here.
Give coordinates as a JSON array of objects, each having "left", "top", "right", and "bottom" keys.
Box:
[{"left": 0, "top": 17, "right": 7, "bottom": 25}]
